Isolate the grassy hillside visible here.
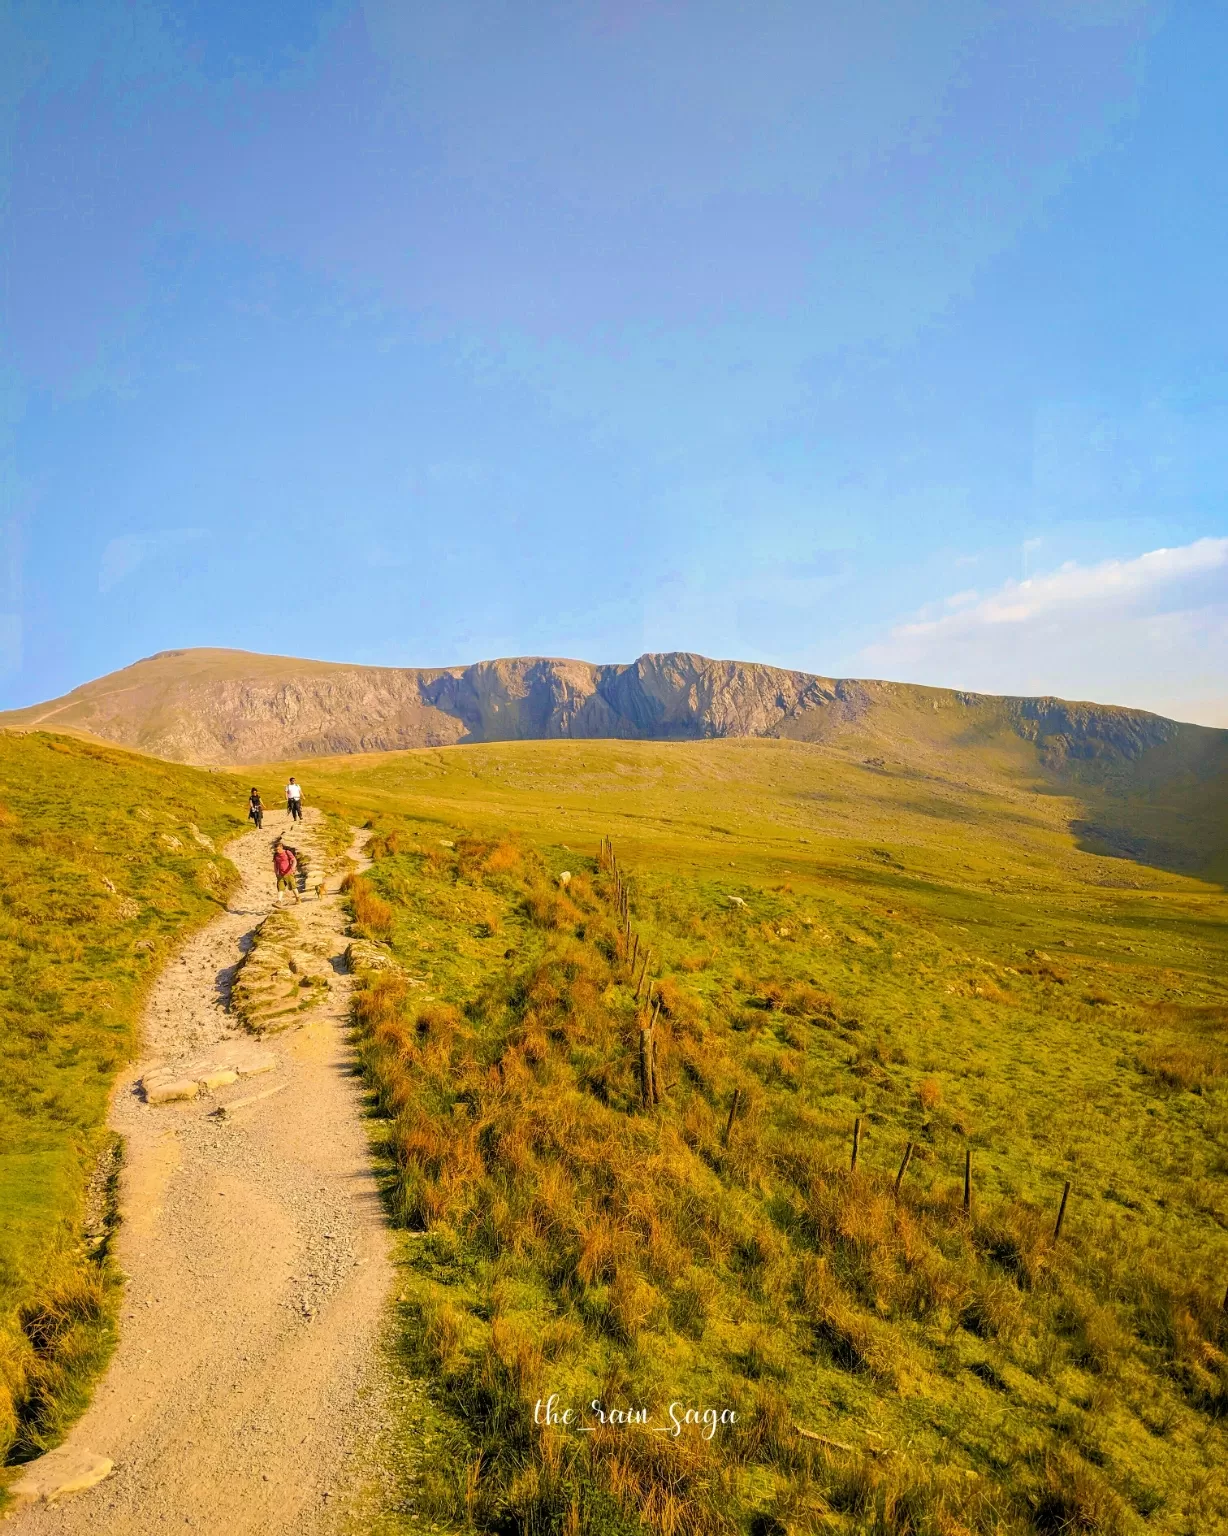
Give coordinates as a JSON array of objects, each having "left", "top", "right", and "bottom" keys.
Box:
[
  {"left": 300, "top": 734, "right": 1228, "bottom": 1534},
  {"left": 0, "top": 734, "right": 247, "bottom": 1470}
]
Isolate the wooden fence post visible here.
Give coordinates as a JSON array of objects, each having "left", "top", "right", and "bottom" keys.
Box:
[
  {"left": 963, "top": 1149, "right": 972, "bottom": 1214},
  {"left": 893, "top": 1142, "right": 914, "bottom": 1196},
  {"left": 638, "top": 995, "right": 661, "bottom": 1109},
  {"left": 635, "top": 950, "right": 650, "bottom": 1000},
  {"left": 1053, "top": 1180, "right": 1071, "bottom": 1241},
  {"left": 631, "top": 932, "right": 639, "bottom": 970},
  {"left": 850, "top": 1116, "right": 861, "bottom": 1173},
  {"left": 722, "top": 1087, "right": 742, "bottom": 1147}
]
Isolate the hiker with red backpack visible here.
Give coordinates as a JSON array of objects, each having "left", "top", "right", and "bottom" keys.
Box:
[{"left": 272, "top": 838, "right": 300, "bottom": 903}]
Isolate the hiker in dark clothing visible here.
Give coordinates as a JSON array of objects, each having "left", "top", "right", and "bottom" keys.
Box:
[{"left": 248, "top": 788, "right": 264, "bottom": 829}]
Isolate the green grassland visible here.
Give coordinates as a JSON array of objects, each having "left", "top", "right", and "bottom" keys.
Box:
[
  {"left": 293, "top": 729, "right": 1228, "bottom": 1535},
  {"left": 1, "top": 708, "right": 1225, "bottom": 1535},
  {"left": 0, "top": 733, "right": 248, "bottom": 1469}
]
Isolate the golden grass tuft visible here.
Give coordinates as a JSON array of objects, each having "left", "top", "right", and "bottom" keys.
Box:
[
  {"left": 1138, "top": 1041, "right": 1225, "bottom": 1093},
  {"left": 917, "top": 1076, "right": 943, "bottom": 1112},
  {"left": 346, "top": 874, "right": 393, "bottom": 939}
]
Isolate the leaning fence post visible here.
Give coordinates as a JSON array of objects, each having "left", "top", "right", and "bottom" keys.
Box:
[
  {"left": 722, "top": 1087, "right": 742, "bottom": 1146},
  {"left": 1053, "top": 1180, "right": 1071, "bottom": 1241},
  {"left": 640, "top": 995, "right": 660, "bottom": 1109},
  {"left": 850, "top": 1116, "right": 861, "bottom": 1172},
  {"left": 635, "top": 950, "right": 650, "bottom": 1000},
  {"left": 893, "top": 1142, "right": 914, "bottom": 1196}
]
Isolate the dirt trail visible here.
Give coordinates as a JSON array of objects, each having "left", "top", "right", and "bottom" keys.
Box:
[{"left": 13, "top": 809, "right": 394, "bottom": 1535}]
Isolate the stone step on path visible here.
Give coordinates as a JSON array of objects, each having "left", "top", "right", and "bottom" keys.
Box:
[
  {"left": 8, "top": 1447, "right": 114, "bottom": 1508},
  {"left": 140, "top": 1042, "right": 278, "bottom": 1106}
]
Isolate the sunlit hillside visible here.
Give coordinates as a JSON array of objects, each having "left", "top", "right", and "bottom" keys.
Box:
[
  {"left": 277, "top": 730, "right": 1228, "bottom": 1534},
  {"left": 3, "top": 718, "right": 1226, "bottom": 1531}
]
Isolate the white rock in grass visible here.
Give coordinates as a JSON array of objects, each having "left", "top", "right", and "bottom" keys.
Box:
[{"left": 344, "top": 939, "right": 399, "bottom": 975}]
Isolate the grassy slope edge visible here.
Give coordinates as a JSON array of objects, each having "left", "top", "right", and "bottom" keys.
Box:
[{"left": 0, "top": 732, "right": 248, "bottom": 1475}]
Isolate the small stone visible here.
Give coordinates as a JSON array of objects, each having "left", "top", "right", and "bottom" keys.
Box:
[{"left": 10, "top": 1446, "right": 114, "bottom": 1504}]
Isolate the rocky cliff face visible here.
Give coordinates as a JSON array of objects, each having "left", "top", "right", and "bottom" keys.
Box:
[{"left": 0, "top": 646, "right": 1199, "bottom": 768}]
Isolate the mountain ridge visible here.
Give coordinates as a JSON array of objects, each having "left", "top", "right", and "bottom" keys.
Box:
[{"left": 0, "top": 645, "right": 1213, "bottom": 772}]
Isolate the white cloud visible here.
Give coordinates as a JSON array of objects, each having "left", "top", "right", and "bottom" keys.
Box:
[{"left": 859, "top": 538, "right": 1228, "bottom": 726}]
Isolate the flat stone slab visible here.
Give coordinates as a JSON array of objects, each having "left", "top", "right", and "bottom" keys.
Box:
[
  {"left": 140, "top": 1044, "right": 277, "bottom": 1105},
  {"left": 142, "top": 1075, "right": 200, "bottom": 1105},
  {"left": 9, "top": 1445, "right": 113, "bottom": 1504}
]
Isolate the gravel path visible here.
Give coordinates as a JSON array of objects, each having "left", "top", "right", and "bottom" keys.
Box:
[{"left": 13, "top": 809, "right": 394, "bottom": 1535}]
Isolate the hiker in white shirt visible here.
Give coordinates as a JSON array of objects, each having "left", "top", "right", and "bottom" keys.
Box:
[{"left": 285, "top": 777, "right": 303, "bottom": 822}]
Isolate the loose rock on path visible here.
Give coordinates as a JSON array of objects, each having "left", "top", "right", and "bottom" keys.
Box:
[{"left": 10, "top": 809, "right": 394, "bottom": 1534}]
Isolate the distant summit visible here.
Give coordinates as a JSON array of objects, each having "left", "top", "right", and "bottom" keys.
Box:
[{"left": 0, "top": 647, "right": 1215, "bottom": 777}]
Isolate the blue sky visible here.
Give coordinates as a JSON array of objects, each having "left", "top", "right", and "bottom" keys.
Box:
[{"left": 2, "top": 0, "right": 1226, "bottom": 722}]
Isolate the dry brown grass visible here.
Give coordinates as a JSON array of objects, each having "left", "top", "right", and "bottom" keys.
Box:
[
  {"left": 347, "top": 874, "right": 393, "bottom": 939},
  {"left": 1138, "top": 1042, "right": 1225, "bottom": 1093},
  {"left": 918, "top": 1077, "right": 943, "bottom": 1112}
]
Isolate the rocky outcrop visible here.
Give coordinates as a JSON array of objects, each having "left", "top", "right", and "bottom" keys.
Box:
[
  {"left": 0, "top": 646, "right": 1210, "bottom": 770},
  {"left": 231, "top": 908, "right": 333, "bottom": 1033}
]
